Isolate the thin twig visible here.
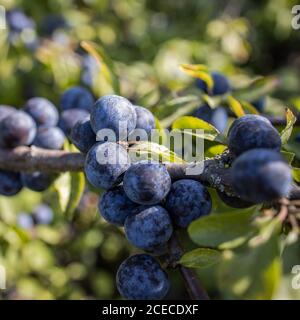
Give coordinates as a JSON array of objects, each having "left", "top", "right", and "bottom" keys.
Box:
[{"left": 168, "top": 233, "right": 209, "bottom": 300}]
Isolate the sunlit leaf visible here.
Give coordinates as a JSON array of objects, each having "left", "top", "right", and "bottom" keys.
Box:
[
  {"left": 281, "top": 150, "right": 295, "bottom": 164},
  {"left": 188, "top": 211, "right": 257, "bottom": 249},
  {"left": 180, "top": 64, "right": 213, "bottom": 91},
  {"left": 65, "top": 172, "right": 85, "bottom": 220},
  {"left": 281, "top": 108, "right": 297, "bottom": 145},
  {"left": 172, "top": 116, "right": 226, "bottom": 143},
  {"left": 81, "top": 40, "right": 120, "bottom": 95},
  {"left": 180, "top": 248, "right": 221, "bottom": 268},
  {"left": 292, "top": 167, "right": 300, "bottom": 183},
  {"left": 218, "top": 233, "right": 281, "bottom": 299},
  {"left": 227, "top": 95, "right": 245, "bottom": 117},
  {"left": 234, "top": 76, "right": 279, "bottom": 101}
]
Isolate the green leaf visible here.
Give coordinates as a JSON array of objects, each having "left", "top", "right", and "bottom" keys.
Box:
[
  {"left": 81, "top": 40, "right": 120, "bottom": 95},
  {"left": 172, "top": 116, "right": 226, "bottom": 143},
  {"left": 159, "top": 95, "right": 200, "bottom": 128},
  {"left": 180, "top": 64, "right": 213, "bottom": 91},
  {"left": 188, "top": 211, "right": 257, "bottom": 249},
  {"left": 241, "top": 101, "right": 260, "bottom": 115},
  {"left": 281, "top": 150, "right": 295, "bottom": 164},
  {"left": 234, "top": 76, "right": 279, "bottom": 101},
  {"left": 292, "top": 167, "right": 300, "bottom": 183},
  {"left": 205, "top": 145, "right": 227, "bottom": 158},
  {"left": 227, "top": 95, "right": 245, "bottom": 118},
  {"left": 218, "top": 233, "right": 281, "bottom": 299},
  {"left": 281, "top": 108, "right": 297, "bottom": 145},
  {"left": 180, "top": 248, "right": 221, "bottom": 268},
  {"left": 128, "top": 141, "right": 186, "bottom": 164},
  {"left": 65, "top": 172, "right": 85, "bottom": 220}
]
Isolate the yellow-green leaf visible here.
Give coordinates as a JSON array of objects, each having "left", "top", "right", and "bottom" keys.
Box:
[
  {"left": 180, "top": 64, "right": 213, "bottom": 91},
  {"left": 65, "top": 172, "right": 85, "bottom": 220},
  {"left": 281, "top": 108, "right": 297, "bottom": 145},
  {"left": 172, "top": 116, "right": 226, "bottom": 143},
  {"left": 81, "top": 40, "right": 120, "bottom": 95},
  {"left": 292, "top": 167, "right": 300, "bottom": 183},
  {"left": 180, "top": 248, "right": 221, "bottom": 268},
  {"left": 227, "top": 95, "right": 245, "bottom": 118}
]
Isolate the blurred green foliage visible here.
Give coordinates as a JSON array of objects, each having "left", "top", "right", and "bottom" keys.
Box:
[{"left": 0, "top": 0, "right": 300, "bottom": 300}]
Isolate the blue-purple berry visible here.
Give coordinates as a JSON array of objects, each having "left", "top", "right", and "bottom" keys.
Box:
[
  {"left": 123, "top": 161, "right": 171, "bottom": 205},
  {"left": 116, "top": 254, "right": 170, "bottom": 300},
  {"left": 165, "top": 179, "right": 212, "bottom": 228},
  {"left": 124, "top": 205, "right": 173, "bottom": 251},
  {"left": 0, "top": 111, "right": 37, "bottom": 148},
  {"left": 24, "top": 97, "right": 59, "bottom": 128},
  {"left": 84, "top": 142, "right": 130, "bottom": 190}
]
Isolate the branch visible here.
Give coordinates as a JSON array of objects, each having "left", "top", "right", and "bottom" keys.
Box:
[
  {"left": 1, "top": 146, "right": 299, "bottom": 200},
  {"left": 168, "top": 233, "right": 209, "bottom": 300},
  {"left": 0, "top": 146, "right": 85, "bottom": 173}
]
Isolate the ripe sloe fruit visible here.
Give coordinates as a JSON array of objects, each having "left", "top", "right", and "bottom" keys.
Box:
[
  {"left": 165, "top": 179, "right": 212, "bottom": 228},
  {"left": 228, "top": 114, "right": 281, "bottom": 156},
  {"left": 70, "top": 117, "right": 96, "bottom": 153},
  {"left": 251, "top": 97, "right": 266, "bottom": 113},
  {"left": 123, "top": 161, "right": 171, "bottom": 205},
  {"left": 60, "top": 86, "right": 94, "bottom": 112},
  {"left": 6, "top": 9, "right": 35, "bottom": 33},
  {"left": 99, "top": 186, "right": 138, "bottom": 226},
  {"left": 0, "top": 170, "right": 22, "bottom": 196},
  {"left": 90, "top": 95, "right": 137, "bottom": 141},
  {"left": 17, "top": 213, "right": 34, "bottom": 230},
  {"left": 21, "top": 172, "right": 56, "bottom": 192},
  {"left": 124, "top": 206, "right": 173, "bottom": 251},
  {"left": 0, "top": 105, "right": 15, "bottom": 121},
  {"left": 33, "top": 204, "right": 53, "bottom": 225},
  {"left": 24, "top": 97, "right": 59, "bottom": 127},
  {"left": 0, "top": 111, "right": 37, "bottom": 148},
  {"left": 134, "top": 105, "right": 156, "bottom": 136},
  {"left": 33, "top": 127, "right": 65, "bottom": 150},
  {"left": 231, "top": 148, "right": 292, "bottom": 203},
  {"left": 217, "top": 190, "right": 255, "bottom": 208},
  {"left": 58, "top": 109, "right": 89, "bottom": 136},
  {"left": 194, "top": 104, "right": 228, "bottom": 133},
  {"left": 196, "top": 71, "right": 231, "bottom": 96},
  {"left": 85, "top": 142, "right": 130, "bottom": 190},
  {"left": 116, "top": 254, "right": 170, "bottom": 300}
]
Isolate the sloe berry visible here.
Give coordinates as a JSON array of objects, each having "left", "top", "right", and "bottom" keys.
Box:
[
  {"left": 194, "top": 104, "right": 228, "bottom": 133},
  {"left": 231, "top": 148, "right": 292, "bottom": 203},
  {"left": 124, "top": 205, "right": 173, "bottom": 251},
  {"left": 33, "top": 204, "right": 54, "bottom": 225},
  {"left": 251, "top": 97, "right": 266, "bottom": 113},
  {"left": 165, "top": 179, "right": 212, "bottom": 228},
  {"left": 84, "top": 142, "right": 130, "bottom": 190},
  {"left": 17, "top": 213, "right": 34, "bottom": 230},
  {"left": 21, "top": 171, "right": 56, "bottom": 192},
  {"left": 58, "top": 109, "right": 89, "bottom": 136},
  {"left": 134, "top": 105, "right": 156, "bottom": 136},
  {"left": 33, "top": 127, "right": 65, "bottom": 150},
  {"left": 90, "top": 95, "right": 137, "bottom": 141},
  {"left": 123, "top": 161, "right": 171, "bottom": 205},
  {"left": 0, "top": 111, "right": 37, "bottom": 148},
  {"left": 70, "top": 117, "right": 96, "bottom": 153},
  {"left": 116, "top": 254, "right": 170, "bottom": 300},
  {"left": 60, "top": 86, "right": 94, "bottom": 112},
  {"left": 0, "top": 105, "right": 15, "bottom": 121},
  {"left": 0, "top": 170, "right": 23, "bottom": 196},
  {"left": 24, "top": 97, "right": 59, "bottom": 128},
  {"left": 6, "top": 9, "right": 35, "bottom": 33},
  {"left": 99, "top": 186, "right": 139, "bottom": 226},
  {"left": 228, "top": 114, "right": 281, "bottom": 156},
  {"left": 196, "top": 71, "right": 231, "bottom": 96}
]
